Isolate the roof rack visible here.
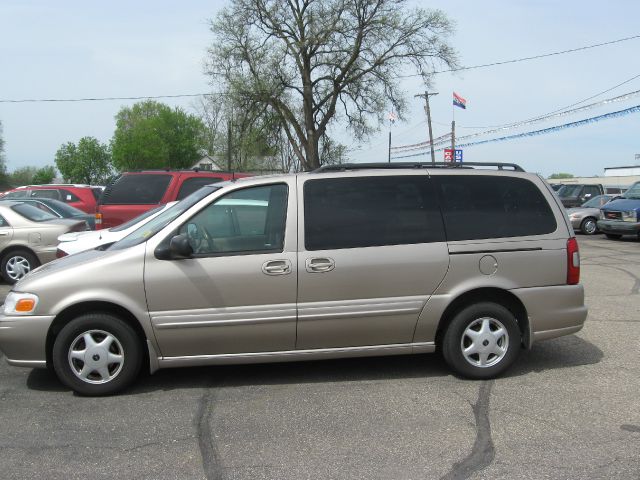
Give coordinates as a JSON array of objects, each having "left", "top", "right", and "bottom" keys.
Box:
[{"left": 312, "top": 162, "right": 525, "bottom": 173}]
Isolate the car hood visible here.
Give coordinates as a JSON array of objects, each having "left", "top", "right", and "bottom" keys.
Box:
[
  {"left": 566, "top": 207, "right": 599, "bottom": 215},
  {"left": 15, "top": 243, "right": 145, "bottom": 292},
  {"left": 58, "top": 229, "right": 105, "bottom": 243},
  {"left": 602, "top": 198, "right": 640, "bottom": 211}
]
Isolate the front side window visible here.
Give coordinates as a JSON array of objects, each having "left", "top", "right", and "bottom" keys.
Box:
[
  {"left": 176, "top": 177, "right": 223, "bottom": 201},
  {"left": 180, "top": 184, "right": 288, "bottom": 255},
  {"left": 304, "top": 176, "right": 445, "bottom": 251},
  {"left": 436, "top": 175, "right": 557, "bottom": 241}
]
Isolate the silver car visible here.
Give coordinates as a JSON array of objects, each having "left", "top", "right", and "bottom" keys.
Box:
[
  {"left": 566, "top": 194, "right": 615, "bottom": 235},
  {"left": 0, "top": 202, "right": 88, "bottom": 284},
  {"left": 0, "top": 163, "right": 588, "bottom": 395}
]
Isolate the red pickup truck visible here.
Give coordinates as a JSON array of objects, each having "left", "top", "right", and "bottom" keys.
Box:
[{"left": 96, "top": 170, "right": 249, "bottom": 229}]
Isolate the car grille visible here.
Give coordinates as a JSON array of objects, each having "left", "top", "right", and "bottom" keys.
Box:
[{"left": 604, "top": 211, "right": 622, "bottom": 220}]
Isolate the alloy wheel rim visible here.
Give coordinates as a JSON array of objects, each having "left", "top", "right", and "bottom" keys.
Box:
[
  {"left": 584, "top": 219, "right": 596, "bottom": 234},
  {"left": 6, "top": 256, "right": 31, "bottom": 280},
  {"left": 68, "top": 330, "right": 124, "bottom": 384},
  {"left": 460, "top": 317, "right": 509, "bottom": 368}
]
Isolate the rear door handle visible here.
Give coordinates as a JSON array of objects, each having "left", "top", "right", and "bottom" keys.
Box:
[
  {"left": 0, "top": 232, "right": 9, "bottom": 236},
  {"left": 262, "top": 259, "right": 292, "bottom": 276},
  {"left": 306, "top": 257, "right": 335, "bottom": 273}
]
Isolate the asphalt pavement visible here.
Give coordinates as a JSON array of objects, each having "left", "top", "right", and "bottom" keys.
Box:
[{"left": 0, "top": 235, "right": 638, "bottom": 479}]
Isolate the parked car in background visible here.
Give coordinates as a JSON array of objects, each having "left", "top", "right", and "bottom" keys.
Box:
[
  {"left": 57, "top": 202, "right": 177, "bottom": 257},
  {"left": 0, "top": 185, "right": 102, "bottom": 214},
  {"left": 556, "top": 183, "right": 604, "bottom": 208},
  {"left": 549, "top": 183, "right": 564, "bottom": 191},
  {"left": 0, "top": 202, "right": 88, "bottom": 283},
  {"left": 566, "top": 194, "right": 616, "bottom": 235},
  {"left": 0, "top": 162, "right": 587, "bottom": 395},
  {"left": 95, "top": 170, "right": 251, "bottom": 229},
  {"left": 1, "top": 198, "right": 95, "bottom": 229},
  {"left": 597, "top": 181, "right": 640, "bottom": 239}
]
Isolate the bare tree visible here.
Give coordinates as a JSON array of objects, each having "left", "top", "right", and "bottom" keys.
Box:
[{"left": 206, "top": 0, "right": 457, "bottom": 170}]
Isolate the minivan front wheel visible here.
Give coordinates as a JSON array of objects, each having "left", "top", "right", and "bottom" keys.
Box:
[
  {"left": 52, "top": 313, "right": 142, "bottom": 396},
  {"left": 442, "top": 302, "right": 520, "bottom": 379}
]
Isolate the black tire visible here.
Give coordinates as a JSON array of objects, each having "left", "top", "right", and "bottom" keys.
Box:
[
  {"left": 442, "top": 302, "right": 520, "bottom": 379},
  {"left": 1, "top": 249, "right": 39, "bottom": 284},
  {"left": 52, "top": 313, "right": 143, "bottom": 396},
  {"left": 605, "top": 234, "right": 622, "bottom": 240},
  {"left": 580, "top": 217, "right": 598, "bottom": 235}
]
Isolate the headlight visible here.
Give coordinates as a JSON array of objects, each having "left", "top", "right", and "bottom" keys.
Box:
[
  {"left": 3, "top": 292, "right": 39, "bottom": 315},
  {"left": 622, "top": 211, "right": 637, "bottom": 223}
]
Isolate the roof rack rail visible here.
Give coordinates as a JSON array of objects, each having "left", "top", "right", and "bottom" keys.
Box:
[{"left": 312, "top": 162, "right": 525, "bottom": 173}]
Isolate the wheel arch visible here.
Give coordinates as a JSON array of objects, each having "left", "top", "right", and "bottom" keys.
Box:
[
  {"left": 0, "top": 245, "right": 40, "bottom": 264},
  {"left": 435, "top": 287, "right": 530, "bottom": 349},
  {"left": 45, "top": 301, "right": 149, "bottom": 369}
]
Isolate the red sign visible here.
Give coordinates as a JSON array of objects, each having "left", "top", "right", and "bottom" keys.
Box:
[{"left": 444, "top": 149, "right": 454, "bottom": 161}]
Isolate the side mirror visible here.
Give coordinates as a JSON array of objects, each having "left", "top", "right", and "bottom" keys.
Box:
[
  {"left": 170, "top": 234, "right": 193, "bottom": 259},
  {"left": 155, "top": 234, "right": 193, "bottom": 260}
]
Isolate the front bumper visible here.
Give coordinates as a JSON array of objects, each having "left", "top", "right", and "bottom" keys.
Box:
[
  {"left": 0, "top": 314, "right": 54, "bottom": 367},
  {"left": 596, "top": 219, "right": 640, "bottom": 236}
]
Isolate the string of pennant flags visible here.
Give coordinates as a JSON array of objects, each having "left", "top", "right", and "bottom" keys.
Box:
[
  {"left": 391, "top": 103, "right": 640, "bottom": 160},
  {"left": 390, "top": 89, "right": 640, "bottom": 156}
]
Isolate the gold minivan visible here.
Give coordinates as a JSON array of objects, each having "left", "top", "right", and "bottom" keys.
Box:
[{"left": 0, "top": 163, "right": 588, "bottom": 395}]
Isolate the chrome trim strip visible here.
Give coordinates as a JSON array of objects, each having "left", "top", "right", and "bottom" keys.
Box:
[
  {"left": 298, "top": 297, "right": 427, "bottom": 321},
  {"left": 157, "top": 342, "right": 436, "bottom": 368},
  {"left": 532, "top": 325, "right": 583, "bottom": 343},
  {"left": 151, "top": 304, "right": 297, "bottom": 330},
  {"left": 6, "top": 359, "right": 47, "bottom": 368}
]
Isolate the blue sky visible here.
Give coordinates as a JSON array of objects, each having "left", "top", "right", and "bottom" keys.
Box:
[{"left": 1, "top": 0, "right": 639, "bottom": 177}]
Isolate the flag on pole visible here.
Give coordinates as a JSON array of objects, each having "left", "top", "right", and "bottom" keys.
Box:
[
  {"left": 388, "top": 111, "right": 398, "bottom": 123},
  {"left": 453, "top": 92, "right": 467, "bottom": 109}
]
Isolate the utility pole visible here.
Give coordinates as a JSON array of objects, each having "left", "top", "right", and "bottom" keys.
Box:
[
  {"left": 415, "top": 91, "right": 438, "bottom": 164},
  {"left": 227, "top": 119, "right": 232, "bottom": 171},
  {"left": 451, "top": 120, "right": 456, "bottom": 152}
]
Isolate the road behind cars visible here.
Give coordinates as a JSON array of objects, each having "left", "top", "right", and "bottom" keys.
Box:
[{"left": 0, "top": 235, "right": 638, "bottom": 479}]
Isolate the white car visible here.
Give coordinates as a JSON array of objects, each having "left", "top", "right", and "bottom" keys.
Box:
[{"left": 57, "top": 202, "right": 177, "bottom": 257}]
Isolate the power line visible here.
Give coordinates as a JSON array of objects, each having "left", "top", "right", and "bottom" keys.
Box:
[
  {"left": 400, "top": 34, "right": 640, "bottom": 78},
  {"left": 2, "top": 35, "right": 638, "bottom": 104},
  {"left": 0, "top": 93, "right": 220, "bottom": 104}
]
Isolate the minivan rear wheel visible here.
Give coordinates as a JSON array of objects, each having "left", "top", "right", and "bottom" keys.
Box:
[
  {"left": 442, "top": 302, "right": 520, "bottom": 379},
  {"left": 52, "top": 313, "right": 142, "bottom": 396}
]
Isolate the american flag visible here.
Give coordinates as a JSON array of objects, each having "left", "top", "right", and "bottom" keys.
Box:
[{"left": 453, "top": 92, "right": 467, "bottom": 109}]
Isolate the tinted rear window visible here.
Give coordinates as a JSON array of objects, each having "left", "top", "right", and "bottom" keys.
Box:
[
  {"left": 176, "top": 177, "right": 224, "bottom": 200},
  {"left": 304, "top": 176, "right": 445, "bottom": 251},
  {"left": 435, "top": 175, "right": 557, "bottom": 241},
  {"left": 101, "top": 174, "right": 172, "bottom": 205},
  {"left": 11, "top": 203, "right": 58, "bottom": 222}
]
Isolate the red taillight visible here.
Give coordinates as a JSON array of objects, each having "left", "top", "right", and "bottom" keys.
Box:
[
  {"left": 56, "top": 248, "right": 68, "bottom": 258},
  {"left": 95, "top": 213, "right": 103, "bottom": 230},
  {"left": 567, "top": 237, "right": 580, "bottom": 285}
]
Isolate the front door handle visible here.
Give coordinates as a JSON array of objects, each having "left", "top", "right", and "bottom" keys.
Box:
[
  {"left": 0, "top": 232, "right": 8, "bottom": 236},
  {"left": 306, "top": 257, "right": 335, "bottom": 273},
  {"left": 262, "top": 259, "right": 292, "bottom": 276}
]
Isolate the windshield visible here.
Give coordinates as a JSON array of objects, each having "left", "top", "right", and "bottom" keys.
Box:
[
  {"left": 581, "top": 195, "right": 611, "bottom": 208},
  {"left": 557, "top": 185, "right": 581, "bottom": 197},
  {"left": 622, "top": 182, "right": 640, "bottom": 199},
  {"left": 110, "top": 204, "right": 167, "bottom": 232},
  {"left": 11, "top": 203, "right": 59, "bottom": 222},
  {"left": 109, "top": 186, "right": 220, "bottom": 250}
]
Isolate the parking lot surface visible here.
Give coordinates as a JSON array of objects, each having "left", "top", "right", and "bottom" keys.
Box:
[{"left": 0, "top": 235, "right": 639, "bottom": 479}]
